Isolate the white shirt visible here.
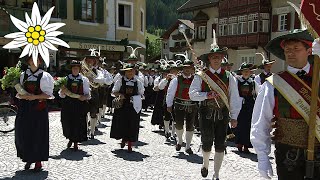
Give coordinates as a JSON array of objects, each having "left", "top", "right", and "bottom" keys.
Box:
[
  {"left": 100, "top": 68, "right": 114, "bottom": 85},
  {"left": 144, "top": 75, "right": 149, "bottom": 87},
  {"left": 153, "top": 76, "right": 161, "bottom": 90},
  {"left": 112, "top": 75, "right": 145, "bottom": 96},
  {"left": 250, "top": 62, "right": 311, "bottom": 172},
  {"left": 19, "top": 69, "right": 54, "bottom": 98},
  {"left": 92, "top": 68, "right": 112, "bottom": 85},
  {"left": 254, "top": 71, "right": 272, "bottom": 95},
  {"left": 59, "top": 74, "right": 91, "bottom": 99},
  {"left": 188, "top": 66, "right": 242, "bottom": 120},
  {"left": 166, "top": 73, "right": 193, "bottom": 107},
  {"left": 148, "top": 76, "right": 154, "bottom": 86},
  {"left": 114, "top": 71, "right": 145, "bottom": 86}
]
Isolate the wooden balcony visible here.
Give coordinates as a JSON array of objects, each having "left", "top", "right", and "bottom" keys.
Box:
[
  {"left": 172, "top": 33, "right": 193, "bottom": 40},
  {"left": 218, "top": 33, "right": 270, "bottom": 48},
  {"left": 169, "top": 46, "right": 189, "bottom": 53}
]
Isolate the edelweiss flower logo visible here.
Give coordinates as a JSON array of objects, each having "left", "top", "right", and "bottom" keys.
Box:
[{"left": 3, "top": 2, "right": 70, "bottom": 67}]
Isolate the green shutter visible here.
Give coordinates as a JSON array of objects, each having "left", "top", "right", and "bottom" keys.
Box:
[
  {"left": 73, "top": 0, "right": 81, "bottom": 20},
  {"left": 59, "top": 0, "right": 67, "bottom": 19},
  {"left": 96, "top": 0, "right": 104, "bottom": 23}
]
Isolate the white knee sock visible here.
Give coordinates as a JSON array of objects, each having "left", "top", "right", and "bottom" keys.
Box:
[
  {"left": 164, "top": 121, "right": 170, "bottom": 133},
  {"left": 90, "top": 118, "right": 97, "bottom": 135},
  {"left": 176, "top": 129, "right": 184, "bottom": 145},
  {"left": 185, "top": 131, "right": 194, "bottom": 149},
  {"left": 213, "top": 152, "right": 225, "bottom": 179},
  {"left": 102, "top": 105, "right": 106, "bottom": 116},
  {"left": 171, "top": 123, "right": 176, "bottom": 136},
  {"left": 202, "top": 150, "right": 211, "bottom": 169}
]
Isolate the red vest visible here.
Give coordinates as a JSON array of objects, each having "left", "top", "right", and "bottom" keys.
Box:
[{"left": 175, "top": 75, "right": 194, "bottom": 100}]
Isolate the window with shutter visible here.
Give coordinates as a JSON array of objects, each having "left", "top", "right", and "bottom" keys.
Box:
[
  {"left": 285, "top": 13, "right": 291, "bottom": 31},
  {"left": 294, "top": 12, "right": 300, "bottom": 29},
  {"left": 279, "top": 14, "right": 287, "bottom": 31},
  {"left": 74, "top": 0, "right": 81, "bottom": 20},
  {"left": 272, "top": 15, "right": 278, "bottom": 32},
  {"left": 81, "top": 0, "right": 97, "bottom": 22},
  {"left": 118, "top": 3, "right": 132, "bottom": 28},
  {"left": 96, "top": 0, "right": 104, "bottom": 23},
  {"left": 59, "top": 0, "right": 67, "bottom": 19},
  {"left": 38, "top": 0, "right": 60, "bottom": 18}
]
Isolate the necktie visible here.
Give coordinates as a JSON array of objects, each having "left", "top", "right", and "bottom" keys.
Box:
[{"left": 296, "top": 70, "right": 306, "bottom": 77}]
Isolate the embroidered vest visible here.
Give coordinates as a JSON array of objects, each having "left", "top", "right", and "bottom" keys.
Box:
[
  {"left": 120, "top": 77, "right": 138, "bottom": 105},
  {"left": 23, "top": 71, "right": 43, "bottom": 95},
  {"left": 201, "top": 69, "right": 230, "bottom": 92},
  {"left": 66, "top": 75, "right": 84, "bottom": 95},
  {"left": 175, "top": 75, "right": 194, "bottom": 100},
  {"left": 259, "top": 72, "right": 271, "bottom": 84},
  {"left": 238, "top": 78, "right": 255, "bottom": 99}
]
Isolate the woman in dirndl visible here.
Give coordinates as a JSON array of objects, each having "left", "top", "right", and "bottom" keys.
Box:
[
  {"left": 235, "top": 62, "right": 256, "bottom": 153},
  {"left": 110, "top": 63, "right": 144, "bottom": 152},
  {"left": 15, "top": 57, "right": 54, "bottom": 171},
  {"left": 59, "top": 60, "right": 90, "bottom": 151}
]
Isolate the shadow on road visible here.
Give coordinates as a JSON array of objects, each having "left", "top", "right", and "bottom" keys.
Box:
[
  {"left": 9, "top": 170, "right": 49, "bottom": 180},
  {"left": 231, "top": 150, "right": 258, "bottom": 162},
  {"left": 80, "top": 138, "right": 106, "bottom": 146},
  {"left": 111, "top": 149, "right": 150, "bottom": 161},
  {"left": 172, "top": 152, "right": 202, "bottom": 164},
  {"left": 50, "top": 149, "right": 91, "bottom": 161},
  {"left": 134, "top": 141, "right": 148, "bottom": 147}
]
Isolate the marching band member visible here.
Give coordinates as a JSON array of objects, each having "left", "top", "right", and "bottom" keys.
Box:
[
  {"left": 110, "top": 63, "right": 144, "bottom": 152},
  {"left": 166, "top": 55, "right": 197, "bottom": 154},
  {"left": 251, "top": 29, "right": 320, "bottom": 179},
  {"left": 189, "top": 36, "right": 242, "bottom": 179},
  {"left": 106, "top": 65, "right": 117, "bottom": 114},
  {"left": 59, "top": 60, "right": 90, "bottom": 151},
  {"left": 159, "top": 62, "right": 180, "bottom": 139}
]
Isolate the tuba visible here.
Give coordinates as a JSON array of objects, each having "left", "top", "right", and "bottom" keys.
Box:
[{"left": 81, "top": 59, "right": 100, "bottom": 88}]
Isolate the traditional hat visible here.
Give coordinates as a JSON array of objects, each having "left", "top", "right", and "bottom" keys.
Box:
[
  {"left": 126, "top": 46, "right": 142, "bottom": 61},
  {"left": 235, "top": 62, "right": 256, "bottom": 75},
  {"left": 120, "top": 62, "right": 135, "bottom": 71},
  {"left": 256, "top": 52, "right": 276, "bottom": 69},
  {"left": 200, "top": 30, "right": 228, "bottom": 62},
  {"left": 265, "top": 29, "right": 313, "bottom": 60},
  {"left": 221, "top": 57, "right": 234, "bottom": 66},
  {"left": 70, "top": 60, "right": 81, "bottom": 67},
  {"left": 175, "top": 51, "right": 194, "bottom": 67},
  {"left": 2, "top": 2, "right": 69, "bottom": 67}
]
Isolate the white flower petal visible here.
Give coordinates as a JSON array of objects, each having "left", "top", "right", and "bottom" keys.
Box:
[
  {"left": 19, "top": 43, "right": 32, "bottom": 58},
  {"left": 29, "top": 45, "right": 34, "bottom": 56},
  {"left": 13, "top": 36, "right": 27, "bottom": 41},
  {"left": 43, "top": 23, "right": 65, "bottom": 33},
  {"left": 32, "top": 47, "right": 39, "bottom": 67},
  {"left": 25, "top": 12, "right": 33, "bottom": 27},
  {"left": 43, "top": 41, "right": 58, "bottom": 51},
  {"left": 46, "top": 31, "right": 63, "bottom": 37},
  {"left": 40, "top": 6, "right": 55, "bottom": 27},
  {"left": 10, "top": 15, "right": 28, "bottom": 32},
  {"left": 4, "top": 32, "right": 25, "bottom": 39},
  {"left": 31, "top": 2, "right": 41, "bottom": 25},
  {"left": 38, "top": 43, "right": 50, "bottom": 67},
  {"left": 3, "top": 40, "right": 27, "bottom": 49},
  {"left": 46, "top": 37, "right": 70, "bottom": 48}
]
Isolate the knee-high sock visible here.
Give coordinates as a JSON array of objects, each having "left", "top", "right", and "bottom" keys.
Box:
[
  {"left": 214, "top": 152, "right": 224, "bottom": 179},
  {"left": 176, "top": 129, "right": 184, "bottom": 145},
  {"left": 164, "top": 121, "right": 170, "bottom": 133},
  {"left": 202, "top": 150, "right": 211, "bottom": 169},
  {"left": 102, "top": 105, "right": 106, "bottom": 116},
  {"left": 171, "top": 123, "right": 176, "bottom": 136},
  {"left": 90, "top": 118, "right": 97, "bottom": 135},
  {"left": 185, "top": 131, "right": 193, "bottom": 149}
]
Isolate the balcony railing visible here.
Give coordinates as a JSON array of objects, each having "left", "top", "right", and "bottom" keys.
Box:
[
  {"left": 218, "top": 33, "right": 270, "bottom": 48},
  {"left": 169, "top": 46, "right": 189, "bottom": 52},
  {"left": 172, "top": 33, "right": 193, "bottom": 40}
]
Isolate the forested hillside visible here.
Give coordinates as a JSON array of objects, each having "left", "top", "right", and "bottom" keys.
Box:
[{"left": 146, "top": 0, "right": 192, "bottom": 34}]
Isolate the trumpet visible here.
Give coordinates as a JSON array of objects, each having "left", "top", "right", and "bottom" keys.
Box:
[{"left": 81, "top": 59, "right": 100, "bottom": 88}]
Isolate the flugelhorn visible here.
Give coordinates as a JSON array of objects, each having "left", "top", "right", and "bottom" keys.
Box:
[{"left": 81, "top": 58, "right": 100, "bottom": 88}]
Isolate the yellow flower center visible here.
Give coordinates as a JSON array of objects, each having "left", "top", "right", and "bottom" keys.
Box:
[{"left": 25, "top": 25, "right": 46, "bottom": 46}]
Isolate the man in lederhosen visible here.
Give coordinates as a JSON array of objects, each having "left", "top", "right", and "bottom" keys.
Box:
[
  {"left": 84, "top": 49, "right": 113, "bottom": 139},
  {"left": 159, "top": 62, "right": 180, "bottom": 139},
  {"left": 251, "top": 29, "right": 320, "bottom": 179},
  {"left": 166, "top": 56, "right": 197, "bottom": 154},
  {"left": 254, "top": 52, "right": 276, "bottom": 94},
  {"left": 189, "top": 39, "right": 242, "bottom": 179}
]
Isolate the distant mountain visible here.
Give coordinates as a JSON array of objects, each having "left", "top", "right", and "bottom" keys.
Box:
[{"left": 146, "top": 0, "right": 192, "bottom": 33}]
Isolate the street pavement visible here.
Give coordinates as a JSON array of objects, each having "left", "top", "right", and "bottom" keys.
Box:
[{"left": 0, "top": 110, "right": 277, "bottom": 180}]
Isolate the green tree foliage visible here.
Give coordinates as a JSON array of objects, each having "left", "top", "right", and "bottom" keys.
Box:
[{"left": 146, "top": 0, "right": 191, "bottom": 32}]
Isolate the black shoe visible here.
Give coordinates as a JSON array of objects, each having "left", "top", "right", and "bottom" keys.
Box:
[
  {"left": 165, "top": 132, "right": 171, "bottom": 139},
  {"left": 120, "top": 140, "right": 126, "bottom": 148},
  {"left": 185, "top": 148, "right": 193, "bottom": 154},
  {"left": 90, "top": 134, "right": 94, "bottom": 139},
  {"left": 176, "top": 144, "right": 181, "bottom": 151},
  {"left": 67, "top": 141, "right": 72, "bottom": 148},
  {"left": 201, "top": 167, "right": 208, "bottom": 178},
  {"left": 24, "top": 162, "right": 32, "bottom": 170},
  {"left": 243, "top": 149, "right": 251, "bottom": 154},
  {"left": 95, "top": 127, "right": 98, "bottom": 131}
]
